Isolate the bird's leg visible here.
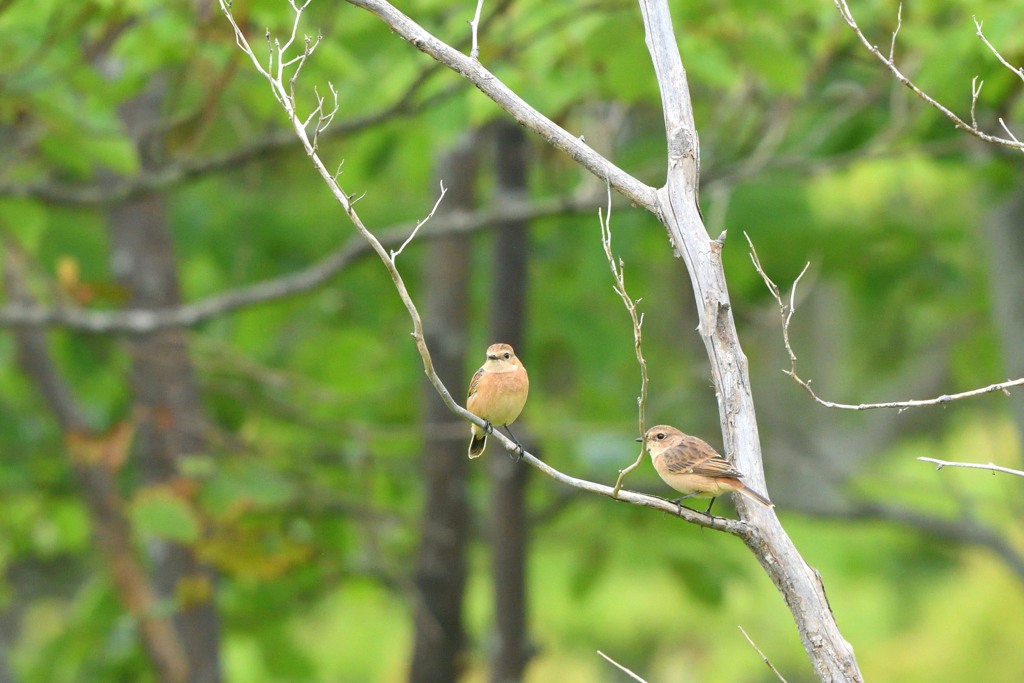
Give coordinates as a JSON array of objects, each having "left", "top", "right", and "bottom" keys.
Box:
[
  {"left": 669, "top": 493, "right": 697, "bottom": 516},
  {"left": 483, "top": 419, "right": 494, "bottom": 434},
  {"left": 502, "top": 425, "right": 525, "bottom": 462},
  {"left": 704, "top": 498, "right": 717, "bottom": 516}
]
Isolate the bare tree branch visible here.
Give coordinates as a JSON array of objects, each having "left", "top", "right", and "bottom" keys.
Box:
[
  {"left": 0, "top": 0, "right": 525, "bottom": 207},
  {"left": 597, "top": 182, "right": 651, "bottom": 496},
  {"left": 918, "top": 457, "right": 1024, "bottom": 479},
  {"left": 0, "top": 74, "right": 462, "bottom": 208},
  {"left": 390, "top": 181, "right": 447, "bottom": 260},
  {"left": 0, "top": 193, "right": 604, "bottom": 333},
  {"left": 345, "top": 0, "right": 659, "bottom": 209},
  {"left": 639, "top": 0, "right": 862, "bottom": 678},
  {"left": 597, "top": 650, "right": 649, "bottom": 683},
  {"left": 738, "top": 626, "right": 790, "bottom": 683},
  {"left": 747, "top": 233, "right": 1024, "bottom": 412},
  {"left": 973, "top": 16, "right": 1024, "bottom": 85},
  {"left": 833, "top": 0, "right": 1024, "bottom": 152},
  {"left": 468, "top": 0, "right": 485, "bottom": 60}
]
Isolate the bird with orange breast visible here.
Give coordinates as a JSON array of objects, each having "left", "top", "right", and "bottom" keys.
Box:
[
  {"left": 466, "top": 343, "right": 529, "bottom": 459},
  {"left": 639, "top": 424, "right": 773, "bottom": 513}
]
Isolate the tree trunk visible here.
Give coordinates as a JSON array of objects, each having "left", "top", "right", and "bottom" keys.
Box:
[
  {"left": 107, "top": 76, "right": 221, "bottom": 683},
  {"left": 639, "top": 1, "right": 863, "bottom": 680},
  {"left": 3, "top": 246, "right": 190, "bottom": 683},
  {"left": 408, "top": 139, "right": 478, "bottom": 683},
  {"left": 487, "top": 122, "right": 534, "bottom": 683},
  {"left": 982, "top": 188, "right": 1024, "bottom": 467}
]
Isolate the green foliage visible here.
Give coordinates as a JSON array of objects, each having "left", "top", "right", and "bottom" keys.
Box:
[{"left": 2, "top": 0, "right": 1024, "bottom": 680}]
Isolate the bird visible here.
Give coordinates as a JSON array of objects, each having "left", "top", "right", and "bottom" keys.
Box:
[
  {"left": 466, "top": 343, "right": 529, "bottom": 459},
  {"left": 638, "top": 424, "right": 773, "bottom": 514}
]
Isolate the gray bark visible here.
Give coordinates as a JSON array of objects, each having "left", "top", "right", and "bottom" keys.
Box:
[{"left": 638, "top": 1, "right": 863, "bottom": 679}]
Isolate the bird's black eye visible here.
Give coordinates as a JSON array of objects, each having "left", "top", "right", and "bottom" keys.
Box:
[
  {"left": 656, "top": 433, "right": 665, "bottom": 440},
  {"left": 504, "top": 352, "right": 511, "bottom": 359}
]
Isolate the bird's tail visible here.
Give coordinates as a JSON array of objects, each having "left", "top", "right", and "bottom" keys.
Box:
[
  {"left": 737, "top": 483, "right": 774, "bottom": 508},
  {"left": 468, "top": 432, "right": 487, "bottom": 459}
]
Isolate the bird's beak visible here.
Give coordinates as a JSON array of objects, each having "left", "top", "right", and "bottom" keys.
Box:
[{"left": 635, "top": 437, "right": 643, "bottom": 443}]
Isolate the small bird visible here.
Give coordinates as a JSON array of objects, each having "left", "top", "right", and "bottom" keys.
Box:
[
  {"left": 638, "top": 424, "right": 773, "bottom": 513},
  {"left": 466, "top": 343, "right": 529, "bottom": 459}
]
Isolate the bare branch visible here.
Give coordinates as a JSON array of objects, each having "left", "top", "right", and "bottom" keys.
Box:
[
  {"left": 887, "top": 3, "right": 902, "bottom": 63},
  {"left": 747, "top": 233, "right": 1024, "bottom": 411},
  {"left": 971, "top": 76, "right": 983, "bottom": 130},
  {"left": 345, "top": 0, "right": 658, "bottom": 209},
  {"left": 0, "top": 192, "right": 604, "bottom": 333},
  {"left": 596, "top": 650, "right": 649, "bottom": 683},
  {"left": 738, "top": 626, "right": 790, "bottom": 683},
  {"left": 390, "top": 181, "right": 447, "bottom": 260},
  {"left": 973, "top": 16, "right": 1024, "bottom": 85},
  {"left": 598, "top": 181, "right": 650, "bottom": 497},
  {"left": 0, "top": 53, "right": 464, "bottom": 207},
  {"left": 833, "top": 0, "right": 1024, "bottom": 152},
  {"left": 469, "top": 0, "right": 485, "bottom": 60},
  {"left": 918, "top": 457, "right": 1024, "bottom": 479}
]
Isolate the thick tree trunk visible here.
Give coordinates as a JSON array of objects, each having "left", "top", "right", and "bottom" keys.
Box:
[
  {"left": 487, "top": 122, "right": 533, "bottom": 683},
  {"left": 107, "top": 76, "right": 221, "bottom": 683},
  {"left": 108, "top": 197, "right": 222, "bottom": 683},
  {"left": 408, "top": 140, "right": 478, "bottom": 683}
]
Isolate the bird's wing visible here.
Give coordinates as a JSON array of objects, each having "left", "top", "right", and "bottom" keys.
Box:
[
  {"left": 467, "top": 366, "right": 485, "bottom": 400},
  {"left": 661, "top": 439, "right": 744, "bottom": 478}
]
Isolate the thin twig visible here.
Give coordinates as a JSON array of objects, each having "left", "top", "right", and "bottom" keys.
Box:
[
  {"left": 390, "top": 181, "right": 447, "bottom": 260},
  {"left": 973, "top": 16, "right": 1024, "bottom": 85},
  {"left": 596, "top": 650, "right": 649, "bottom": 683},
  {"left": 918, "top": 457, "right": 1024, "bottom": 479},
  {"left": 468, "top": 0, "right": 485, "bottom": 59},
  {"left": 887, "top": 3, "right": 902, "bottom": 63},
  {"left": 970, "top": 76, "right": 983, "bottom": 130},
  {"left": 833, "top": 0, "right": 1024, "bottom": 152},
  {"left": 738, "top": 626, "right": 790, "bottom": 683},
  {"left": 598, "top": 180, "right": 649, "bottom": 496},
  {"left": 746, "top": 233, "right": 1024, "bottom": 411}
]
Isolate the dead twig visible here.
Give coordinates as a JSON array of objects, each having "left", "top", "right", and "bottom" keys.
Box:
[
  {"left": 918, "top": 457, "right": 1024, "bottom": 479},
  {"left": 596, "top": 650, "right": 649, "bottom": 683},
  {"left": 738, "top": 625, "right": 790, "bottom": 683},
  {"left": 598, "top": 180, "right": 650, "bottom": 496},
  {"left": 747, "top": 233, "right": 1024, "bottom": 411}
]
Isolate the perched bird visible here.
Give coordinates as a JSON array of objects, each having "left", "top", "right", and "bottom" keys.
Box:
[
  {"left": 638, "top": 424, "right": 773, "bottom": 513},
  {"left": 466, "top": 343, "right": 529, "bottom": 459}
]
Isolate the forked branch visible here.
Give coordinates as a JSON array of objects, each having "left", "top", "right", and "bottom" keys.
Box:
[
  {"left": 747, "top": 234, "right": 1024, "bottom": 411},
  {"left": 834, "top": 0, "right": 1024, "bottom": 152},
  {"left": 597, "top": 183, "right": 651, "bottom": 496}
]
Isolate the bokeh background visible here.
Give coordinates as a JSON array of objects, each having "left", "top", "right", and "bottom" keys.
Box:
[{"left": 1, "top": 0, "right": 1024, "bottom": 681}]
